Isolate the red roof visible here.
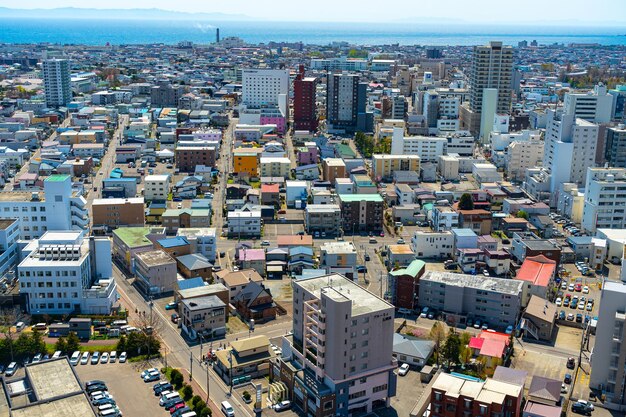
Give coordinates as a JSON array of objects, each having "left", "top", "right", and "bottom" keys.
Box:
[
  {"left": 479, "top": 339, "right": 507, "bottom": 358},
  {"left": 261, "top": 183, "right": 279, "bottom": 194},
  {"left": 469, "top": 337, "right": 484, "bottom": 350},
  {"left": 516, "top": 255, "right": 555, "bottom": 287}
]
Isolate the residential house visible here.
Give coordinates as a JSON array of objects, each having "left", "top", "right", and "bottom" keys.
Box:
[
  {"left": 176, "top": 253, "right": 213, "bottom": 281},
  {"left": 392, "top": 333, "right": 434, "bottom": 368},
  {"left": 238, "top": 248, "right": 267, "bottom": 277},
  {"left": 215, "top": 269, "right": 264, "bottom": 303},
  {"left": 233, "top": 281, "right": 277, "bottom": 323},
  {"left": 521, "top": 295, "right": 557, "bottom": 342},
  {"left": 179, "top": 295, "right": 226, "bottom": 340}
]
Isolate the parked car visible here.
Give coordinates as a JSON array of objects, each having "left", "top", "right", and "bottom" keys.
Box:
[
  {"left": 5, "top": 362, "right": 18, "bottom": 377},
  {"left": 397, "top": 308, "right": 412, "bottom": 315},
  {"left": 571, "top": 401, "right": 593, "bottom": 415},
  {"left": 582, "top": 286, "right": 589, "bottom": 294},
  {"left": 165, "top": 302, "right": 178, "bottom": 310},
  {"left": 80, "top": 352, "right": 90, "bottom": 365},
  {"left": 118, "top": 352, "right": 127, "bottom": 363},
  {"left": 567, "top": 357, "right": 576, "bottom": 369},
  {"left": 564, "top": 373, "right": 572, "bottom": 384},
  {"left": 141, "top": 368, "right": 159, "bottom": 379},
  {"left": 274, "top": 400, "right": 292, "bottom": 412},
  {"left": 556, "top": 297, "right": 562, "bottom": 307},
  {"left": 420, "top": 307, "right": 429, "bottom": 318},
  {"left": 171, "top": 313, "right": 179, "bottom": 323},
  {"left": 559, "top": 310, "right": 566, "bottom": 320},
  {"left": 398, "top": 363, "right": 410, "bottom": 376},
  {"left": 261, "top": 240, "right": 270, "bottom": 246},
  {"left": 91, "top": 352, "right": 100, "bottom": 364},
  {"left": 100, "top": 352, "right": 109, "bottom": 364}
]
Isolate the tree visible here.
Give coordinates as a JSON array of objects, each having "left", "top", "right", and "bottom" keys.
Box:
[
  {"left": 65, "top": 332, "right": 81, "bottom": 354},
  {"left": 460, "top": 332, "right": 471, "bottom": 347},
  {"left": 516, "top": 210, "right": 529, "bottom": 219},
  {"left": 116, "top": 335, "right": 127, "bottom": 353},
  {"left": 460, "top": 345, "right": 473, "bottom": 366},
  {"left": 458, "top": 193, "right": 474, "bottom": 210},
  {"left": 0, "top": 308, "right": 20, "bottom": 362},
  {"left": 182, "top": 384, "right": 194, "bottom": 401},
  {"left": 30, "top": 329, "right": 46, "bottom": 355},
  {"left": 54, "top": 337, "right": 67, "bottom": 354},
  {"left": 191, "top": 395, "right": 203, "bottom": 407},
  {"left": 442, "top": 332, "right": 461, "bottom": 367},
  {"left": 199, "top": 407, "right": 211, "bottom": 417},
  {"left": 429, "top": 322, "right": 447, "bottom": 366}
]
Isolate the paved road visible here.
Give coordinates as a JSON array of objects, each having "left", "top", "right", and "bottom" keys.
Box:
[{"left": 114, "top": 265, "right": 255, "bottom": 417}]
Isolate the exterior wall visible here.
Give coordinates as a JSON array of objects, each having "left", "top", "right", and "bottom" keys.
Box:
[
  {"left": 92, "top": 199, "right": 145, "bottom": 228},
  {"left": 176, "top": 147, "right": 216, "bottom": 172}
]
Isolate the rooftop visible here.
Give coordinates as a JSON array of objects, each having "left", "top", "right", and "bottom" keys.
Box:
[
  {"left": 216, "top": 269, "right": 264, "bottom": 287},
  {"left": 178, "top": 283, "right": 228, "bottom": 299},
  {"left": 181, "top": 295, "right": 225, "bottom": 311},
  {"left": 295, "top": 273, "right": 394, "bottom": 316},
  {"left": 422, "top": 271, "right": 524, "bottom": 295},
  {"left": 388, "top": 244, "right": 414, "bottom": 255},
  {"left": 389, "top": 259, "right": 425, "bottom": 277},
  {"left": 45, "top": 174, "right": 70, "bottom": 182},
  {"left": 113, "top": 227, "right": 154, "bottom": 248},
  {"left": 0, "top": 218, "right": 17, "bottom": 230},
  {"left": 157, "top": 236, "right": 190, "bottom": 249},
  {"left": 136, "top": 250, "right": 175, "bottom": 267},
  {"left": 11, "top": 393, "right": 96, "bottom": 417},
  {"left": 320, "top": 241, "right": 356, "bottom": 254},
  {"left": 177, "top": 253, "right": 212, "bottom": 270},
  {"left": 93, "top": 197, "right": 144, "bottom": 205},
  {"left": 26, "top": 358, "right": 82, "bottom": 400},
  {"left": 339, "top": 193, "right": 383, "bottom": 203}
]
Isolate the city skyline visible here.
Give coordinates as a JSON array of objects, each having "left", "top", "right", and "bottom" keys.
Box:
[{"left": 1, "top": 2, "right": 625, "bottom": 25}]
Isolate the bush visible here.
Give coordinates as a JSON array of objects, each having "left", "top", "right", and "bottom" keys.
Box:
[
  {"left": 199, "top": 406, "right": 211, "bottom": 417},
  {"left": 242, "top": 391, "right": 251, "bottom": 401},
  {"left": 193, "top": 400, "right": 207, "bottom": 412},
  {"left": 191, "top": 395, "right": 203, "bottom": 407},
  {"left": 182, "top": 384, "right": 193, "bottom": 401},
  {"left": 171, "top": 370, "right": 184, "bottom": 389}
]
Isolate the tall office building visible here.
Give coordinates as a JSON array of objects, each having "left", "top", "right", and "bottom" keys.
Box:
[
  {"left": 563, "top": 83, "right": 615, "bottom": 123},
  {"left": 272, "top": 274, "right": 397, "bottom": 416},
  {"left": 590, "top": 278, "right": 626, "bottom": 406},
  {"left": 42, "top": 59, "right": 72, "bottom": 107},
  {"left": 241, "top": 68, "right": 289, "bottom": 111},
  {"left": 581, "top": 167, "right": 626, "bottom": 233},
  {"left": 469, "top": 41, "right": 514, "bottom": 115},
  {"left": 293, "top": 65, "right": 318, "bottom": 132},
  {"left": 326, "top": 73, "right": 372, "bottom": 133}
]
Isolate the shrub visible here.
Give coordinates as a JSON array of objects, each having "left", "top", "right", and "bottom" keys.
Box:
[
  {"left": 242, "top": 391, "right": 251, "bottom": 401},
  {"left": 182, "top": 384, "right": 193, "bottom": 401},
  {"left": 191, "top": 395, "right": 203, "bottom": 407},
  {"left": 193, "top": 400, "right": 207, "bottom": 412}
]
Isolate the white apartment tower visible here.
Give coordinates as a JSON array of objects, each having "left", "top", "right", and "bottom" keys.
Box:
[
  {"left": 241, "top": 68, "right": 289, "bottom": 114},
  {"left": 564, "top": 83, "right": 615, "bottom": 123},
  {"left": 581, "top": 167, "right": 626, "bottom": 233},
  {"left": 43, "top": 59, "right": 72, "bottom": 107}
]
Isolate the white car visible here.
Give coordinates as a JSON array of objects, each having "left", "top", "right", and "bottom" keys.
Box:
[
  {"left": 555, "top": 297, "right": 562, "bottom": 307},
  {"left": 118, "top": 352, "right": 127, "bottom": 363},
  {"left": 576, "top": 400, "right": 594, "bottom": 410},
  {"left": 582, "top": 286, "right": 589, "bottom": 294},
  {"left": 568, "top": 283, "right": 575, "bottom": 291},
  {"left": 80, "top": 352, "right": 90, "bottom": 365},
  {"left": 100, "top": 352, "right": 109, "bottom": 364},
  {"left": 398, "top": 363, "right": 410, "bottom": 376},
  {"left": 561, "top": 282, "right": 568, "bottom": 290},
  {"left": 69, "top": 351, "right": 81, "bottom": 366}
]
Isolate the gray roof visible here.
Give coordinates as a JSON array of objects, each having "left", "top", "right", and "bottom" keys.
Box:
[
  {"left": 493, "top": 366, "right": 528, "bottom": 387},
  {"left": 422, "top": 271, "right": 525, "bottom": 295},
  {"left": 181, "top": 295, "right": 225, "bottom": 311},
  {"left": 393, "top": 334, "right": 435, "bottom": 360},
  {"left": 528, "top": 376, "right": 561, "bottom": 403},
  {"left": 176, "top": 253, "right": 212, "bottom": 270}
]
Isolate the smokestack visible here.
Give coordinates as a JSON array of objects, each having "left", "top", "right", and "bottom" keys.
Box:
[{"left": 216, "top": 28, "right": 220, "bottom": 44}]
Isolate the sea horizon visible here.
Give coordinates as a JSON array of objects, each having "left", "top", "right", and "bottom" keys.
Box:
[{"left": 1, "top": 18, "right": 625, "bottom": 46}]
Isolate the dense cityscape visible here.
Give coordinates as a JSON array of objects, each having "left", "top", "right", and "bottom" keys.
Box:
[{"left": 0, "top": 14, "right": 626, "bottom": 417}]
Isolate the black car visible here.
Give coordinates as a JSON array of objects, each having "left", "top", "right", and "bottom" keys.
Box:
[
  {"left": 155, "top": 383, "right": 173, "bottom": 395},
  {"left": 86, "top": 384, "right": 108, "bottom": 393},
  {"left": 164, "top": 397, "right": 184, "bottom": 409},
  {"left": 85, "top": 380, "right": 106, "bottom": 388},
  {"left": 571, "top": 402, "right": 592, "bottom": 415}
]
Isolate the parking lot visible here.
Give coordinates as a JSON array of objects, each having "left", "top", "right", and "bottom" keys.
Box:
[
  {"left": 384, "top": 366, "right": 429, "bottom": 417},
  {"left": 75, "top": 358, "right": 166, "bottom": 417}
]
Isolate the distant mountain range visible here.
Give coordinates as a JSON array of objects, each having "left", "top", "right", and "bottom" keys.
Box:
[{"left": 0, "top": 7, "right": 252, "bottom": 21}]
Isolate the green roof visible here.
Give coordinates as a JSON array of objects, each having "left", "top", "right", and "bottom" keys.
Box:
[
  {"left": 339, "top": 193, "right": 383, "bottom": 202},
  {"left": 335, "top": 143, "right": 356, "bottom": 158},
  {"left": 389, "top": 259, "right": 426, "bottom": 277},
  {"left": 45, "top": 174, "right": 70, "bottom": 182},
  {"left": 113, "top": 227, "right": 153, "bottom": 248}
]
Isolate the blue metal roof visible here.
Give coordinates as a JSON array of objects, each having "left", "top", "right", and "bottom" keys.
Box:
[
  {"left": 177, "top": 277, "right": 205, "bottom": 290},
  {"left": 452, "top": 228, "right": 478, "bottom": 237},
  {"left": 289, "top": 246, "right": 314, "bottom": 256},
  {"left": 157, "top": 236, "right": 189, "bottom": 248}
]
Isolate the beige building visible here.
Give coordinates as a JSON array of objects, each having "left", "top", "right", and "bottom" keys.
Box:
[
  {"left": 322, "top": 158, "right": 347, "bottom": 183},
  {"left": 506, "top": 140, "right": 544, "bottom": 181},
  {"left": 214, "top": 269, "right": 264, "bottom": 303},
  {"left": 372, "top": 154, "right": 420, "bottom": 181},
  {"left": 179, "top": 295, "right": 227, "bottom": 340},
  {"left": 91, "top": 197, "right": 145, "bottom": 229},
  {"left": 259, "top": 157, "right": 291, "bottom": 178},
  {"left": 304, "top": 204, "right": 342, "bottom": 235},
  {"left": 134, "top": 249, "right": 177, "bottom": 296},
  {"left": 144, "top": 174, "right": 170, "bottom": 201}
]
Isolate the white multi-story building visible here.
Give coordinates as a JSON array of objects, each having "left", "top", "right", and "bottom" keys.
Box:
[
  {"left": 176, "top": 228, "right": 217, "bottom": 262},
  {"left": 590, "top": 278, "right": 626, "bottom": 407},
  {"left": 278, "top": 274, "right": 396, "bottom": 415},
  {"left": 241, "top": 68, "right": 289, "bottom": 110},
  {"left": 390, "top": 127, "right": 447, "bottom": 162},
  {"left": 506, "top": 139, "right": 544, "bottom": 181},
  {"left": 310, "top": 57, "right": 368, "bottom": 71},
  {"left": 144, "top": 174, "right": 170, "bottom": 201},
  {"left": 564, "top": 83, "right": 615, "bottom": 123},
  {"left": 0, "top": 219, "right": 19, "bottom": 279},
  {"left": 259, "top": 157, "right": 291, "bottom": 178},
  {"left": 319, "top": 241, "right": 358, "bottom": 278},
  {"left": 43, "top": 58, "right": 72, "bottom": 107},
  {"left": 17, "top": 231, "right": 117, "bottom": 315},
  {"left": 0, "top": 174, "right": 88, "bottom": 240},
  {"left": 581, "top": 168, "right": 626, "bottom": 233},
  {"left": 411, "top": 231, "right": 454, "bottom": 259},
  {"left": 227, "top": 211, "right": 261, "bottom": 237},
  {"left": 432, "top": 206, "right": 459, "bottom": 231}
]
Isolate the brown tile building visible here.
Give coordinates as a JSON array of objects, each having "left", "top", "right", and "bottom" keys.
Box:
[
  {"left": 175, "top": 146, "right": 216, "bottom": 172},
  {"left": 338, "top": 193, "right": 384, "bottom": 233},
  {"left": 91, "top": 197, "right": 145, "bottom": 229}
]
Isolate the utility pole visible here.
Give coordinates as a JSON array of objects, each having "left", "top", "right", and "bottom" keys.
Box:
[{"left": 190, "top": 351, "right": 193, "bottom": 381}]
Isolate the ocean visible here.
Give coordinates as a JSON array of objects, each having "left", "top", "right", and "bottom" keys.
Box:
[{"left": 0, "top": 18, "right": 625, "bottom": 46}]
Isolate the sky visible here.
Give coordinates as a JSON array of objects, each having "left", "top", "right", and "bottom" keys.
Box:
[{"left": 4, "top": 0, "right": 626, "bottom": 24}]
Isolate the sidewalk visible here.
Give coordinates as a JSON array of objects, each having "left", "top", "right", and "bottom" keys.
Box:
[{"left": 179, "top": 367, "right": 221, "bottom": 417}]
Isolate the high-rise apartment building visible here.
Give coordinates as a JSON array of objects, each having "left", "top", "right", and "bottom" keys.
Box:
[
  {"left": 581, "top": 167, "right": 626, "bottom": 233},
  {"left": 272, "top": 274, "right": 397, "bottom": 416},
  {"left": 293, "top": 65, "right": 318, "bottom": 131},
  {"left": 150, "top": 80, "right": 185, "bottom": 107},
  {"left": 242, "top": 68, "right": 289, "bottom": 110},
  {"left": 605, "top": 125, "right": 626, "bottom": 167},
  {"left": 469, "top": 41, "right": 514, "bottom": 115},
  {"left": 590, "top": 279, "right": 626, "bottom": 406},
  {"left": 326, "top": 73, "right": 373, "bottom": 133},
  {"left": 43, "top": 59, "right": 72, "bottom": 107},
  {"left": 17, "top": 231, "right": 117, "bottom": 315}
]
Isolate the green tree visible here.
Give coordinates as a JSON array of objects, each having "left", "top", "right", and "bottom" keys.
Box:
[
  {"left": 460, "top": 345, "right": 473, "bottom": 365},
  {"left": 182, "top": 384, "right": 194, "bottom": 401},
  {"left": 171, "top": 369, "right": 184, "bottom": 389},
  {"left": 516, "top": 210, "right": 529, "bottom": 219},
  {"left": 429, "top": 322, "right": 447, "bottom": 366},
  {"left": 54, "top": 337, "right": 67, "bottom": 354},
  {"left": 65, "top": 332, "right": 81, "bottom": 354},
  {"left": 458, "top": 193, "right": 474, "bottom": 210},
  {"left": 193, "top": 400, "right": 207, "bottom": 412},
  {"left": 442, "top": 332, "right": 461, "bottom": 367},
  {"left": 30, "top": 330, "right": 46, "bottom": 355},
  {"left": 116, "top": 335, "right": 127, "bottom": 353},
  {"left": 460, "top": 332, "right": 471, "bottom": 346},
  {"left": 191, "top": 395, "right": 203, "bottom": 407},
  {"left": 199, "top": 407, "right": 211, "bottom": 417}
]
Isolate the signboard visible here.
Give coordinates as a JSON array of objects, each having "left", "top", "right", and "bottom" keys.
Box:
[{"left": 254, "top": 383, "right": 262, "bottom": 412}]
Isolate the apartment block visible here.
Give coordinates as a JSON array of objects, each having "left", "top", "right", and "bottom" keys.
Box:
[
  {"left": 469, "top": 41, "right": 514, "bottom": 115},
  {"left": 144, "top": 174, "right": 170, "bottom": 201},
  {"left": 176, "top": 228, "right": 217, "bottom": 262},
  {"left": 322, "top": 158, "right": 347, "bottom": 183},
  {"left": 227, "top": 210, "right": 261, "bottom": 237},
  {"left": 418, "top": 271, "right": 524, "bottom": 329},
  {"left": 293, "top": 66, "right": 318, "bottom": 132},
  {"left": 0, "top": 174, "right": 89, "bottom": 240},
  {"left": 411, "top": 231, "right": 454, "bottom": 259},
  {"left": 134, "top": 249, "right": 177, "bottom": 296},
  {"left": 338, "top": 194, "right": 384, "bottom": 233},
  {"left": 390, "top": 127, "right": 447, "bottom": 162},
  {"left": 582, "top": 167, "right": 626, "bottom": 234},
  {"left": 260, "top": 157, "right": 291, "bottom": 178},
  {"left": 43, "top": 58, "right": 71, "bottom": 107},
  {"left": 274, "top": 274, "right": 397, "bottom": 416},
  {"left": 372, "top": 154, "right": 421, "bottom": 182},
  {"left": 304, "top": 204, "right": 342, "bottom": 235},
  {"left": 564, "top": 83, "right": 615, "bottom": 123},
  {"left": 590, "top": 280, "right": 626, "bottom": 406},
  {"left": 17, "top": 231, "right": 117, "bottom": 315},
  {"left": 91, "top": 197, "right": 145, "bottom": 229},
  {"left": 432, "top": 206, "right": 459, "bottom": 231},
  {"left": 175, "top": 146, "right": 216, "bottom": 172},
  {"left": 604, "top": 125, "right": 626, "bottom": 168},
  {"left": 179, "top": 295, "right": 227, "bottom": 340},
  {"left": 0, "top": 219, "right": 20, "bottom": 281},
  {"left": 319, "top": 241, "right": 358, "bottom": 278},
  {"left": 326, "top": 73, "right": 372, "bottom": 133}
]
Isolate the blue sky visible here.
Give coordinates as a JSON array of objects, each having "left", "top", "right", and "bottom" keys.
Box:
[{"left": 7, "top": 0, "right": 626, "bottom": 24}]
